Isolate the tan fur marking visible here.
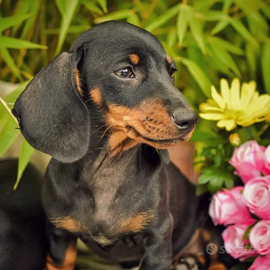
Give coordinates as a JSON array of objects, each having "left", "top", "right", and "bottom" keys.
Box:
[
  {"left": 106, "top": 99, "right": 194, "bottom": 155},
  {"left": 208, "top": 263, "right": 227, "bottom": 270},
  {"left": 129, "top": 54, "right": 140, "bottom": 65},
  {"left": 45, "top": 241, "right": 77, "bottom": 270},
  {"left": 74, "top": 68, "right": 83, "bottom": 96},
  {"left": 90, "top": 87, "right": 102, "bottom": 105},
  {"left": 120, "top": 211, "right": 155, "bottom": 233},
  {"left": 166, "top": 55, "right": 172, "bottom": 65},
  {"left": 50, "top": 217, "right": 86, "bottom": 233}
]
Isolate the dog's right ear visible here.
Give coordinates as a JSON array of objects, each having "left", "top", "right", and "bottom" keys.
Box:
[{"left": 12, "top": 49, "right": 90, "bottom": 163}]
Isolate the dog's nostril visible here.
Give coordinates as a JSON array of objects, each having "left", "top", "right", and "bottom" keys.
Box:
[{"left": 171, "top": 111, "right": 198, "bottom": 130}]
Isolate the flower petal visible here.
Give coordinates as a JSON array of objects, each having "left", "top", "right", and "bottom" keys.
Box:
[
  {"left": 230, "top": 78, "right": 240, "bottom": 110},
  {"left": 217, "top": 119, "right": 237, "bottom": 131},
  {"left": 220, "top": 78, "right": 230, "bottom": 108},
  {"left": 239, "top": 81, "right": 256, "bottom": 109},
  {"left": 199, "top": 112, "right": 225, "bottom": 120},
  {"left": 211, "top": 85, "right": 226, "bottom": 110}
]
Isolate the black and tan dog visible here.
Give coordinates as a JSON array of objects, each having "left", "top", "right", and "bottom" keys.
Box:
[{"left": 12, "top": 21, "right": 228, "bottom": 270}]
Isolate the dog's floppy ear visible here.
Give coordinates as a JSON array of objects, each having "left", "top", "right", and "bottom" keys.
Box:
[{"left": 12, "top": 49, "right": 90, "bottom": 163}]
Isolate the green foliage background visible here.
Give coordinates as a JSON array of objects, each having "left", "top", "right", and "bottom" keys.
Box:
[{"left": 0, "top": 0, "right": 270, "bottom": 187}]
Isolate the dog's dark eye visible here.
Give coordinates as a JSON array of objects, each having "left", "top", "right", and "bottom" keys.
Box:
[
  {"left": 169, "top": 67, "right": 177, "bottom": 83},
  {"left": 115, "top": 67, "right": 135, "bottom": 79}
]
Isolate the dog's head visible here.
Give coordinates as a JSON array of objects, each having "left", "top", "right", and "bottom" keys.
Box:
[{"left": 13, "top": 21, "right": 198, "bottom": 162}]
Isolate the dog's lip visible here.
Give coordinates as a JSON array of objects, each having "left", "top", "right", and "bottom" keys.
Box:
[{"left": 141, "top": 135, "right": 184, "bottom": 144}]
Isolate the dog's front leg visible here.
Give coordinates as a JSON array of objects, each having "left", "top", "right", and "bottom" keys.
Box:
[
  {"left": 140, "top": 214, "right": 173, "bottom": 270},
  {"left": 45, "top": 221, "right": 77, "bottom": 270}
]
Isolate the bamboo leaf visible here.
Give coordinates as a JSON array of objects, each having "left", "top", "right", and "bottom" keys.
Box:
[
  {"left": 223, "top": 0, "right": 233, "bottom": 11},
  {"left": 177, "top": 5, "right": 190, "bottom": 46},
  {"left": 145, "top": 4, "right": 180, "bottom": 32},
  {"left": 14, "top": 138, "right": 35, "bottom": 189},
  {"left": 208, "top": 37, "right": 244, "bottom": 55},
  {"left": 229, "top": 18, "right": 259, "bottom": 48},
  {"left": 0, "top": 113, "right": 19, "bottom": 157},
  {"left": 208, "top": 41, "right": 241, "bottom": 77},
  {"left": 262, "top": 43, "right": 270, "bottom": 94},
  {"left": 0, "top": 13, "right": 33, "bottom": 33},
  {"left": 127, "top": 13, "right": 141, "bottom": 27},
  {"left": 181, "top": 58, "right": 212, "bottom": 97},
  {"left": 55, "top": 0, "right": 79, "bottom": 55},
  {"left": 95, "top": 9, "right": 133, "bottom": 23},
  {"left": 82, "top": 0, "right": 103, "bottom": 15},
  {"left": 189, "top": 10, "right": 206, "bottom": 54},
  {"left": 202, "top": 11, "right": 227, "bottom": 21},
  {"left": 97, "top": 0, "right": 107, "bottom": 13},
  {"left": 21, "top": 1, "right": 39, "bottom": 39},
  {"left": 211, "top": 19, "right": 229, "bottom": 35},
  {"left": 1, "top": 48, "right": 23, "bottom": 80},
  {"left": 246, "top": 43, "right": 257, "bottom": 79},
  {"left": 0, "top": 37, "right": 47, "bottom": 49}
]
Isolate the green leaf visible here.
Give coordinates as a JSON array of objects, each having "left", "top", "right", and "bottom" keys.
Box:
[
  {"left": 224, "top": 177, "right": 234, "bottom": 189},
  {"left": 177, "top": 5, "right": 190, "bottom": 46},
  {"left": 145, "top": 4, "right": 180, "bottom": 32},
  {"left": 223, "top": 0, "right": 233, "bottom": 11},
  {"left": 0, "top": 81, "right": 29, "bottom": 121},
  {"left": 21, "top": 1, "right": 39, "bottom": 39},
  {"left": 94, "top": 9, "right": 133, "bottom": 23},
  {"left": 202, "top": 11, "right": 227, "bottom": 21},
  {"left": 243, "top": 223, "right": 256, "bottom": 240},
  {"left": 208, "top": 42, "right": 241, "bottom": 77},
  {"left": 229, "top": 18, "right": 259, "bottom": 48},
  {"left": 189, "top": 10, "right": 206, "bottom": 54},
  {"left": 82, "top": 0, "right": 103, "bottom": 15},
  {"left": 55, "top": 0, "right": 79, "bottom": 55},
  {"left": 127, "top": 13, "right": 141, "bottom": 27},
  {"left": 14, "top": 138, "right": 35, "bottom": 189},
  {"left": 262, "top": 43, "right": 270, "bottom": 94},
  {"left": 0, "top": 37, "right": 47, "bottom": 49},
  {"left": 0, "top": 114, "right": 19, "bottom": 157},
  {"left": 97, "top": 0, "right": 107, "bottom": 13},
  {"left": 230, "top": 263, "right": 253, "bottom": 270},
  {"left": 208, "top": 177, "right": 223, "bottom": 194},
  {"left": 198, "top": 173, "right": 212, "bottom": 184},
  {"left": 208, "top": 36, "right": 244, "bottom": 55},
  {"left": 1, "top": 48, "right": 23, "bottom": 80},
  {"left": 0, "top": 13, "right": 33, "bottom": 32},
  {"left": 211, "top": 19, "right": 229, "bottom": 35},
  {"left": 181, "top": 58, "right": 212, "bottom": 97}
]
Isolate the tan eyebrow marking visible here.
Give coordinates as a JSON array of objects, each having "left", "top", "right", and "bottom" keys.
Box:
[
  {"left": 129, "top": 54, "right": 140, "bottom": 65},
  {"left": 166, "top": 55, "right": 172, "bottom": 65}
]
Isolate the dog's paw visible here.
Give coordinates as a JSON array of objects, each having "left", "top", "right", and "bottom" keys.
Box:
[{"left": 172, "top": 255, "right": 199, "bottom": 270}]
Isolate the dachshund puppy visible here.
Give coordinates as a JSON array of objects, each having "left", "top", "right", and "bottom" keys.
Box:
[{"left": 13, "top": 21, "right": 227, "bottom": 270}]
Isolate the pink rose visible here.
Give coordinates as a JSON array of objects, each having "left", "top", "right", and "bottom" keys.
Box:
[
  {"left": 229, "top": 140, "right": 266, "bottom": 183},
  {"left": 249, "top": 255, "right": 270, "bottom": 270},
  {"left": 262, "top": 145, "right": 270, "bottom": 175},
  {"left": 243, "top": 176, "right": 270, "bottom": 220},
  {"left": 250, "top": 220, "right": 270, "bottom": 255},
  {"left": 209, "top": 187, "right": 255, "bottom": 225},
  {"left": 222, "top": 224, "right": 256, "bottom": 260}
]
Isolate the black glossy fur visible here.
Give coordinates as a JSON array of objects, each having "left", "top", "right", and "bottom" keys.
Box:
[
  {"left": 0, "top": 159, "right": 47, "bottom": 270},
  {"left": 13, "top": 21, "right": 203, "bottom": 270}
]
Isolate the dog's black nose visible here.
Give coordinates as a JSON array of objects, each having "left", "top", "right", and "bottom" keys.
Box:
[{"left": 171, "top": 110, "right": 198, "bottom": 130}]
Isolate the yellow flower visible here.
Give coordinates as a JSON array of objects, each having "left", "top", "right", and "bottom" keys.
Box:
[
  {"left": 229, "top": 133, "right": 241, "bottom": 146},
  {"left": 199, "top": 78, "right": 270, "bottom": 131}
]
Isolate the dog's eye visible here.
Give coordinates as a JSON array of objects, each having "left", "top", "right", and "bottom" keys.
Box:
[
  {"left": 169, "top": 67, "right": 177, "bottom": 83},
  {"left": 115, "top": 67, "right": 135, "bottom": 79}
]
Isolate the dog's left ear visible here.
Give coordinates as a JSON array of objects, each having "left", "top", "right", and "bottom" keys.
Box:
[{"left": 12, "top": 47, "right": 90, "bottom": 163}]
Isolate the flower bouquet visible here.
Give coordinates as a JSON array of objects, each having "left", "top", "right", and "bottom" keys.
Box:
[{"left": 195, "top": 78, "right": 270, "bottom": 269}]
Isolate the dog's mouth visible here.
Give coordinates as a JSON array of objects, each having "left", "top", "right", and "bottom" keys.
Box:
[{"left": 106, "top": 102, "right": 196, "bottom": 156}]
